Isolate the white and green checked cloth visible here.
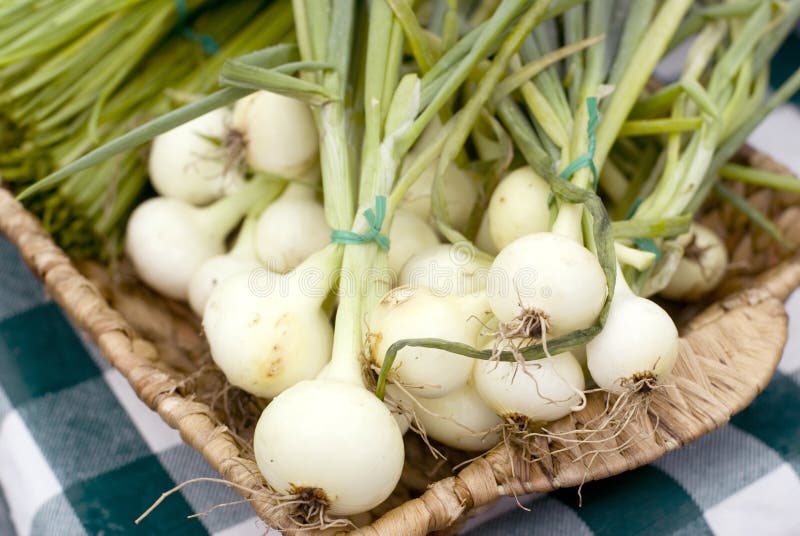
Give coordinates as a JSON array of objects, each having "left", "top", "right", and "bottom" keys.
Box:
[{"left": 2, "top": 53, "right": 800, "bottom": 536}]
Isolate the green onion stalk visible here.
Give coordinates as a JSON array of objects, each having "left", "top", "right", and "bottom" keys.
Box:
[
  {"left": 4, "top": 0, "right": 293, "bottom": 259},
  {"left": 0, "top": 0, "right": 212, "bottom": 152}
]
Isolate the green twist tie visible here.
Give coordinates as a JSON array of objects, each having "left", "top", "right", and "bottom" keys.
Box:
[
  {"left": 174, "top": 0, "right": 220, "bottom": 55},
  {"left": 548, "top": 96, "right": 601, "bottom": 206},
  {"left": 559, "top": 96, "right": 599, "bottom": 189},
  {"left": 331, "top": 196, "right": 391, "bottom": 251}
]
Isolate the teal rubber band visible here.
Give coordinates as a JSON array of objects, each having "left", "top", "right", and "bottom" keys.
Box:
[
  {"left": 181, "top": 28, "right": 221, "bottom": 55},
  {"left": 558, "top": 96, "right": 599, "bottom": 189},
  {"left": 331, "top": 196, "right": 391, "bottom": 251},
  {"left": 632, "top": 237, "right": 662, "bottom": 264},
  {"left": 624, "top": 197, "right": 643, "bottom": 220},
  {"left": 174, "top": 0, "right": 220, "bottom": 55},
  {"left": 174, "top": 0, "right": 188, "bottom": 19},
  {"left": 548, "top": 97, "right": 600, "bottom": 208}
]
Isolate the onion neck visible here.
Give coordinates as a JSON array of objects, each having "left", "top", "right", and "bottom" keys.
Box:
[
  {"left": 282, "top": 181, "right": 317, "bottom": 200},
  {"left": 289, "top": 243, "right": 343, "bottom": 309},
  {"left": 229, "top": 216, "right": 258, "bottom": 259},
  {"left": 614, "top": 242, "right": 656, "bottom": 272},
  {"left": 326, "top": 244, "right": 381, "bottom": 386},
  {"left": 551, "top": 104, "right": 593, "bottom": 245},
  {"left": 551, "top": 204, "right": 584, "bottom": 243},
  {"left": 296, "top": 163, "right": 322, "bottom": 188},
  {"left": 614, "top": 263, "right": 636, "bottom": 300},
  {"left": 200, "top": 178, "right": 272, "bottom": 242}
]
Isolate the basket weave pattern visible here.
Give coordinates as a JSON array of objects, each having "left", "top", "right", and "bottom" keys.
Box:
[{"left": 1, "top": 147, "right": 799, "bottom": 535}]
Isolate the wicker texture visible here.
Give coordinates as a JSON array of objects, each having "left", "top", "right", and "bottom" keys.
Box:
[{"left": 1, "top": 148, "right": 799, "bottom": 535}]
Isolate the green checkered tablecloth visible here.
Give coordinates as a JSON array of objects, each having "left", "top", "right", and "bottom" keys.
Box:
[
  {"left": 1, "top": 43, "right": 800, "bottom": 536},
  {"left": 0, "top": 236, "right": 271, "bottom": 536}
]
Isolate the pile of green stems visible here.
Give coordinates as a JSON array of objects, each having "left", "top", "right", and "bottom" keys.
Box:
[{"left": 1, "top": 0, "right": 293, "bottom": 259}]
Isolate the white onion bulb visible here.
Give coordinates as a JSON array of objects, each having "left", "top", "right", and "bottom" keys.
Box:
[
  {"left": 125, "top": 181, "right": 264, "bottom": 300},
  {"left": 254, "top": 379, "right": 405, "bottom": 515},
  {"left": 587, "top": 269, "right": 679, "bottom": 394},
  {"left": 232, "top": 90, "right": 319, "bottom": 178},
  {"left": 371, "top": 286, "right": 489, "bottom": 398},
  {"left": 488, "top": 232, "right": 607, "bottom": 336},
  {"left": 487, "top": 167, "right": 551, "bottom": 250},
  {"left": 473, "top": 351, "right": 585, "bottom": 423},
  {"left": 399, "top": 244, "right": 488, "bottom": 295},
  {"left": 661, "top": 223, "right": 728, "bottom": 301},
  {"left": 414, "top": 383, "right": 502, "bottom": 451},
  {"left": 203, "top": 247, "right": 337, "bottom": 398},
  {"left": 255, "top": 184, "right": 331, "bottom": 273},
  {"left": 148, "top": 108, "right": 243, "bottom": 205},
  {"left": 387, "top": 209, "right": 440, "bottom": 277}
]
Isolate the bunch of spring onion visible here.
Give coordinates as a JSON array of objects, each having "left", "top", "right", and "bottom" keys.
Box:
[{"left": 16, "top": 0, "right": 800, "bottom": 527}]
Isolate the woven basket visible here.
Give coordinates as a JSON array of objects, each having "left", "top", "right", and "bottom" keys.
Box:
[{"left": 1, "top": 145, "right": 799, "bottom": 535}]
